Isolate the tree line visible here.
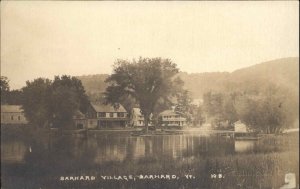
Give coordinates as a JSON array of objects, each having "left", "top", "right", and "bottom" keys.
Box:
[
  {"left": 1, "top": 57, "right": 297, "bottom": 134},
  {"left": 197, "top": 84, "right": 297, "bottom": 133},
  {"left": 1, "top": 76, "right": 89, "bottom": 129}
]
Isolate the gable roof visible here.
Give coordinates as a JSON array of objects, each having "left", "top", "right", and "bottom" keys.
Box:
[
  {"left": 160, "top": 110, "right": 184, "bottom": 116},
  {"left": 160, "top": 110, "right": 175, "bottom": 116},
  {"left": 91, "top": 103, "right": 127, "bottom": 113},
  {"left": 234, "top": 120, "right": 245, "bottom": 125},
  {"left": 1, "top": 105, "right": 24, "bottom": 113}
]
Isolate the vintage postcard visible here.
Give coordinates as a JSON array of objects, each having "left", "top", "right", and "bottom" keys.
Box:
[{"left": 1, "top": 1, "right": 299, "bottom": 189}]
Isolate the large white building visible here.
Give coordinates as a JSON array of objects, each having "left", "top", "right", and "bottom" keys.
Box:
[{"left": 159, "top": 110, "right": 186, "bottom": 127}]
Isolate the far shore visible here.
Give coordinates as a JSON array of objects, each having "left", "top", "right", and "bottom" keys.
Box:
[{"left": 2, "top": 124, "right": 298, "bottom": 138}]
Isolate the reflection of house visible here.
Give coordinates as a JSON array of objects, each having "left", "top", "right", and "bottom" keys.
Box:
[
  {"left": 130, "top": 108, "right": 152, "bottom": 127},
  {"left": 1, "top": 105, "right": 28, "bottom": 125},
  {"left": 1, "top": 140, "right": 27, "bottom": 163},
  {"left": 159, "top": 110, "right": 186, "bottom": 127},
  {"left": 86, "top": 103, "right": 128, "bottom": 129},
  {"left": 72, "top": 111, "right": 87, "bottom": 129},
  {"left": 234, "top": 120, "right": 247, "bottom": 133}
]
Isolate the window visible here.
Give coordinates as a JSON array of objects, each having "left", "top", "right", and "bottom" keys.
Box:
[
  {"left": 18, "top": 116, "right": 21, "bottom": 120},
  {"left": 98, "top": 112, "right": 106, "bottom": 117},
  {"left": 117, "top": 112, "right": 124, "bottom": 117},
  {"left": 11, "top": 116, "right": 14, "bottom": 120},
  {"left": 77, "top": 124, "right": 83, "bottom": 129},
  {"left": 109, "top": 113, "right": 113, "bottom": 118}
]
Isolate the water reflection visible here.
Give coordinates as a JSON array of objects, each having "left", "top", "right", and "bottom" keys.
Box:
[
  {"left": 1, "top": 134, "right": 259, "bottom": 165},
  {"left": 1, "top": 133, "right": 298, "bottom": 189},
  {"left": 234, "top": 140, "right": 255, "bottom": 153},
  {"left": 1, "top": 140, "right": 27, "bottom": 163}
]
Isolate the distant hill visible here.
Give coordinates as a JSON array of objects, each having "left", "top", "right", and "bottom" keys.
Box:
[
  {"left": 180, "top": 57, "right": 299, "bottom": 98},
  {"left": 76, "top": 74, "right": 109, "bottom": 96},
  {"left": 77, "top": 57, "right": 299, "bottom": 100},
  {"left": 230, "top": 57, "right": 298, "bottom": 92}
]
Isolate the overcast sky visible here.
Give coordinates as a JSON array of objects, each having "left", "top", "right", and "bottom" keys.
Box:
[{"left": 1, "top": 1, "right": 299, "bottom": 89}]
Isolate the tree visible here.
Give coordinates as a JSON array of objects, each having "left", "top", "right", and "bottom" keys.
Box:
[
  {"left": 191, "top": 104, "right": 205, "bottom": 126},
  {"left": 22, "top": 76, "right": 90, "bottom": 129},
  {"left": 152, "top": 96, "right": 174, "bottom": 127},
  {"left": 49, "top": 75, "right": 90, "bottom": 128},
  {"left": 104, "top": 57, "right": 183, "bottom": 132},
  {"left": 0, "top": 76, "right": 23, "bottom": 105},
  {"left": 222, "top": 94, "right": 238, "bottom": 127},
  {"left": 0, "top": 76, "right": 10, "bottom": 92},
  {"left": 203, "top": 92, "right": 225, "bottom": 127},
  {"left": 22, "top": 78, "right": 52, "bottom": 127},
  {"left": 202, "top": 91, "right": 239, "bottom": 129},
  {"left": 6, "top": 90, "right": 23, "bottom": 105},
  {"left": 1, "top": 76, "right": 10, "bottom": 104},
  {"left": 175, "top": 90, "right": 193, "bottom": 124},
  {"left": 235, "top": 89, "right": 290, "bottom": 134}
]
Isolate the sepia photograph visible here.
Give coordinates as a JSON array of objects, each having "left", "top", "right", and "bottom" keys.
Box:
[{"left": 1, "top": 1, "right": 299, "bottom": 189}]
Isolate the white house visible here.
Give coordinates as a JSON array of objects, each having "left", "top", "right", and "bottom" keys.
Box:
[
  {"left": 159, "top": 110, "right": 186, "bottom": 127},
  {"left": 130, "top": 108, "right": 153, "bottom": 127}
]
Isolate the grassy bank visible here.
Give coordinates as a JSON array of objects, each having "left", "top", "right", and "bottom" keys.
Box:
[{"left": 3, "top": 150, "right": 298, "bottom": 189}]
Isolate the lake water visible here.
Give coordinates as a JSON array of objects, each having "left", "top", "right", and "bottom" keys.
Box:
[
  {"left": 2, "top": 132, "right": 297, "bottom": 189},
  {"left": 1, "top": 133, "right": 260, "bottom": 165}
]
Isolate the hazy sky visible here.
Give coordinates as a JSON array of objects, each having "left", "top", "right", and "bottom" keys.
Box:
[{"left": 1, "top": 1, "right": 299, "bottom": 89}]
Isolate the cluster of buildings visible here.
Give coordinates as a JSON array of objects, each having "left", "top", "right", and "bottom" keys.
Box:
[{"left": 1, "top": 103, "right": 187, "bottom": 129}]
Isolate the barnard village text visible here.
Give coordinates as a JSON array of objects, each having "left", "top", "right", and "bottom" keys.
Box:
[{"left": 59, "top": 174, "right": 198, "bottom": 181}]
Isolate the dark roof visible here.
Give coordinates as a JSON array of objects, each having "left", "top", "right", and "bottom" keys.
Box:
[
  {"left": 1, "top": 105, "right": 24, "bottom": 113},
  {"left": 91, "top": 103, "right": 127, "bottom": 113}
]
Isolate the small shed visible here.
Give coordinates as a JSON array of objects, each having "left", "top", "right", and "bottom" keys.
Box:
[{"left": 234, "top": 120, "right": 247, "bottom": 133}]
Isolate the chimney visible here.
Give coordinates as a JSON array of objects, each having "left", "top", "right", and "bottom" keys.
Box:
[{"left": 171, "top": 106, "right": 176, "bottom": 112}]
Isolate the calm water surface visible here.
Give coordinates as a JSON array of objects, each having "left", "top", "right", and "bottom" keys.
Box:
[
  {"left": 1, "top": 132, "right": 298, "bottom": 189},
  {"left": 1, "top": 133, "right": 260, "bottom": 165}
]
